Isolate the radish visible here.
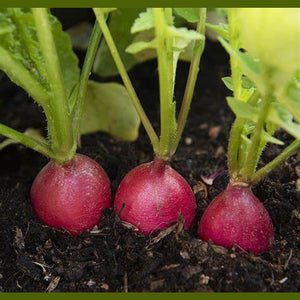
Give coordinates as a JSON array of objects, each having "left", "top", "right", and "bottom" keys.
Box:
[
  {"left": 114, "top": 160, "right": 196, "bottom": 234},
  {"left": 31, "top": 154, "right": 111, "bottom": 235},
  {"left": 94, "top": 8, "right": 206, "bottom": 234},
  {"left": 198, "top": 184, "right": 273, "bottom": 254},
  {"left": 199, "top": 8, "right": 300, "bottom": 253},
  {"left": 0, "top": 9, "right": 114, "bottom": 234}
]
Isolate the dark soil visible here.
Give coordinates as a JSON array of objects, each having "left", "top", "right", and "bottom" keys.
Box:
[{"left": 0, "top": 35, "right": 299, "bottom": 292}]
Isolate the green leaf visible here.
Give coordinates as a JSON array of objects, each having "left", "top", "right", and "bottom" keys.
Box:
[
  {"left": 268, "top": 103, "right": 300, "bottom": 139},
  {"left": 266, "top": 120, "right": 278, "bottom": 136},
  {"left": 126, "top": 39, "right": 157, "bottom": 54},
  {"left": 174, "top": 8, "right": 200, "bottom": 23},
  {"left": 262, "top": 130, "right": 284, "bottom": 145},
  {"left": 0, "top": 138, "right": 16, "bottom": 150},
  {"left": 243, "top": 119, "right": 255, "bottom": 136},
  {"left": 129, "top": 29, "right": 157, "bottom": 62},
  {"left": 93, "top": 8, "right": 202, "bottom": 77},
  {"left": 279, "top": 75, "right": 300, "bottom": 123},
  {"left": 206, "top": 22, "right": 229, "bottom": 39},
  {"left": 0, "top": 12, "right": 15, "bottom": 35},
  {"left": 234, "top": 8, "right": 300, "bottom": 88},
  {"left": 130, "top": 28, "right": 196, "bottom": 64},
  {"left": 80, "top": 81, "right": 140, "bottom": 141},
  {"left": 222, "top": 77, "right": 234, "bottom": 91},
  {"left": 222, "top": 76, "right": 255, "bottom": 101},
  {"left": 0, "top": 128, "right": 46, "bottom": 150},
  {"left": 131, "top": 8, "right": 154, "bottom": 33},
  {"left": 167, "top": 26, "right": 203, "bottom": 50},
  {"left": 49, "top": 14, "right": 80, "bottom": 99},
  {"left": 219, "top": 37, "right": 260, "bottom": 87},
  {"left": 0, "top": 9, "right": 79, "bottom": 101},
  {"left": 222, "top": 76, "right": 254, "bottom": 91},
  {"left": 227, "top": 97, "right": 258, "bottom": 121},
  {"left": 93, "top": 8, "right": 142, "bottom": 77}
]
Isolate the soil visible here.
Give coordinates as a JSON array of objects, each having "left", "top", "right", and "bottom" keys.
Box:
[{"left": 0, "top": 31, "right": 299, "bottom": 292}]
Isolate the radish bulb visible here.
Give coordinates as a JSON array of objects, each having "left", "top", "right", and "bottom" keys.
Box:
[
  {"left": 114, "top": 160, "right": 196, "bottom": 235},
  {"left": 198, "top": 184, "right": 274, "bottom": 254},
  {"left": 31, "top": 154, "right": 111, "bottom": 235}
]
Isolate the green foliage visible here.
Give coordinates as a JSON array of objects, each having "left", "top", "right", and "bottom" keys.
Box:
[
  {"left": 131, "top": 8, "right": 154, "bottom": 33},
  {"left": 94, "top": 7, "right": 206, "bottom": 159},
  {"left": 0, "top": 8, "right": 142, "bottom": 160},
  {"left": 215, "top": 8, "right": 300, "bottom": 183},
  {"left": 80, "top": 81, "right": 140, "bottom": 141},
  {"left": 93, "top": 8, "right": 204, "bottom": 77},
  {"left": 205, "top": 22, "right": 229, "bottom": 39},
  {"left": 227, "top": 97, "right": 257, "bottom": 120},
  {"left": 0, "top": 128, "right": 46, "bottom": 150},
  {"left": 0, "top": 9, "right": 79, "bottom": 98},
  {"left": 219, "top": 37, "right": 260, "bottom": 89},
  {"left": 222, "top": 76, "right": 255, "bottom": 101},
  {"left": 268, "top": 103, "right": 300, "bottom": 139},
  {"left": 0, "top": 12, "right": 15, "bottom": 34},
  {"left": 93, "top": 8, "right": 142, "bottom": 77},
  {"left": 174, "top": 8, "right": 200, "bottom": 23},
  {"left": 127, "top": 8, "right": 203, "bottom": 64},
  {"left": 228, "top": 95, "right": 300, "bottom": 141},
  {"left": 235, "top": 8, "right": 300, "bottom": 92},
  {"left": 279, "top": 74, "right": 300, "bottom": 123},
  {"left": 126, "top": 40, "right": 156, "bottom": 54}
]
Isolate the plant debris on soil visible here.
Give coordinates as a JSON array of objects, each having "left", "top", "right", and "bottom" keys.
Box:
[{"left": 0, "top": 39, "right": 299, "bottom": 292}]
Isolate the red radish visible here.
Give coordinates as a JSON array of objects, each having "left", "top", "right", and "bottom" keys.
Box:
[
  {"left": 198, "top": 184, "right": 274, "bottom": 254},
  {"left": 114, "top": 159, "right": 196, "bottom": 235},
  {"left": 31, "top": 154, "right": 111, "bottom": 235}
]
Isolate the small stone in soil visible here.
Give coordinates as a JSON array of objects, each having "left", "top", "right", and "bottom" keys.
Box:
[
  {"left": 208, "top": 125, "right": 221, "bottom": 139},
  {"left": 199, "top": 274, "right": 210, "bottom": 285},
  {"left": 279, "top": 277, "right": 288, "bottom": 284},
  {"left": 199, "top": 123, "right": 208, "bottom": 130},
  {"left": 100, "top": 283, "right": 109, "bottom": 291},
  {"left": 185, "top": 137, "right": 193, "bottom": 145},
  {"left": 214, "top": 145, "right": 225, "bottom": 158},
  {"left": 150, "top": 279, "right": 165, "bottom": 291},
  {"left": 180, "top": 250, "right": 190, "bottom": 260},
  {"left": 44, "top": 239, "right": 53, "bottom": 249},
  {"left": 86, "top": 279, "right": 96, "bottom": 287}
]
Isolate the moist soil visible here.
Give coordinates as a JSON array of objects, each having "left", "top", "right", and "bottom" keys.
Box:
[{"left": 0, "top": 39, "right": 299, "bottom": 292}]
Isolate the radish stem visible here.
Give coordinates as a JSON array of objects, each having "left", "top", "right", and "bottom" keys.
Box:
[
  {"left": 251, "top": 139, "right": 300, "bottom": 185},
  {"left": 173, "top": 8, "right": 206, "bottom": 154},
  {"left": 72, "top": 20, "right": 104, "bottom": 142},
  {"left": 32, "top": 8, "right": 75, "bottom": 163},
  {"left": 93, "top": 8, "right": 160, "bottom": 154}
]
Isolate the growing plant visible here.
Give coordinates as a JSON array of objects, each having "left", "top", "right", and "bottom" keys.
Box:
[
  {"left": 198, "top": 8, "right": 300, "bottom": 254},
  {"left": 0, "top": 8, "right": 139, "bottom": 234},
  {"left": 93, "top": 8, "right": 201, "bottom": 77},
  {"left": 93, "top": 7, "right": 207, "bottom": 234}
]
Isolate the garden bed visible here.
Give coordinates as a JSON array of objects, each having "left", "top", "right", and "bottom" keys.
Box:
[{"left": 0, "top": 39, "right": 299, "bottom": 292}]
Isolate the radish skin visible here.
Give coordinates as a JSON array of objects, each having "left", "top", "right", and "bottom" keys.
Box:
[
  {"left": 114, "top": 160, "right": 196, "bottom": 235},
  {"left": 198, "top": 184, "right": 274, "bottom": 254},
  {"left": 31, "top": 154, "right": 111, "bottom": 235}
]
